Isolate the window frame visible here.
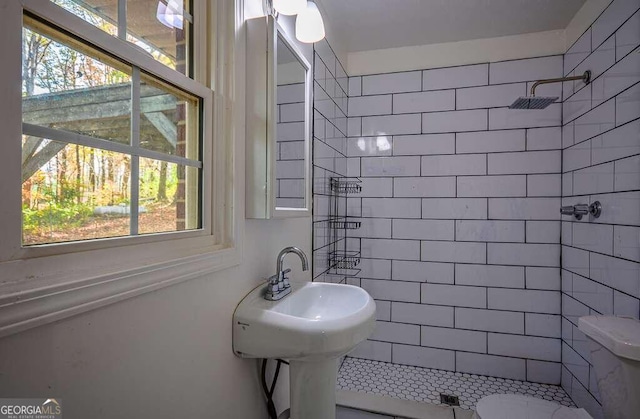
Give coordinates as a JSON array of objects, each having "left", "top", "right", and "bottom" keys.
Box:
[
  {"left": 18, "top": 0, "right": 213, "bottom": 256},
  {"left": 0, "top": 0, "right": 238, "bottom": 338},
  {"left": 9, "top": 0, "right": 219, "bottom": 255}
]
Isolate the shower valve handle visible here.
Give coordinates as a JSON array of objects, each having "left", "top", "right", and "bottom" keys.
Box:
[{"left": 560, "top": 201, "right": 602, "bottom": 220}]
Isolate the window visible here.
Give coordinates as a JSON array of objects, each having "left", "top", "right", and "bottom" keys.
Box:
[
  {"left": 51, "top": 0, "right": 193, "bottom": 76},
  {"left": 0, "top": 0, "right": 233, "bottom": 338},
  {"left": 18, "top": 0, "right": 209, "bottom": 248}
]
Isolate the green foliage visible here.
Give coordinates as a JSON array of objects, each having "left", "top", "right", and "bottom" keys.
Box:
[
  {"left": 23, "top": 182, "right": 92, "bottom": 233},
  {"left": 139, "top": 162, "right": 179, "bottom": 201},
  {"left": 23, "top": 202, "right": 93, "bottom": 233}
]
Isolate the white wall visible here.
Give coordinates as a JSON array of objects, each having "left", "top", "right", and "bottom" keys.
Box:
[
  {"left": 0, "top": 218, "right": 310, "bottom": 418},
  {"left": 347, "top": 30, "right": 567, "bottom": 76},
  {"left": 0, "top": 2, "right": 312, "bottom": 418}
]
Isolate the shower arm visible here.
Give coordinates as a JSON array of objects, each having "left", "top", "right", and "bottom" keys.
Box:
[{"left": 530, "top": 70, "right": 591, "bottom": 97}]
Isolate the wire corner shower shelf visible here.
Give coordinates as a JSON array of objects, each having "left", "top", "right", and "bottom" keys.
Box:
[
  {"left": 327, "top": 177, "right": 362, "bottom": 278},
  {"left": 330, "top": 177, "right": 362, "bottom": 194}
]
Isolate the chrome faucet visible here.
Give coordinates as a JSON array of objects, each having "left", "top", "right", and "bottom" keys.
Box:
[{"left": 265, "top": 246, "right": 309, "bottom": 301}]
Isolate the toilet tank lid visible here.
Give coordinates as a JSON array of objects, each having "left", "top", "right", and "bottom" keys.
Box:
[
  {"left": 475, "top": 394, "right": 591, "bottom": 419},
  {"left": 578, "top": 316, "right": 640, "bottom": 361}
]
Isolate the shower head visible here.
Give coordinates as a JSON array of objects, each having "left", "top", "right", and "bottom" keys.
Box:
[
  {"left": 509, "top": 96, "right": 559, "bottom": 110},
  {"left": 509, "top": 70, "right": 591, "bottom": 110}
]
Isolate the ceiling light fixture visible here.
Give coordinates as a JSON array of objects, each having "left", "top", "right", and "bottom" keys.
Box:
[
  {"left": 156, "top": 0, "right": 184, "bottom": 29},
  {"left": 273, "top": 0, "right": 307, "bottom": 16},
  {"left": 295, "top": 1, "right": 325, "bottom": 43}
]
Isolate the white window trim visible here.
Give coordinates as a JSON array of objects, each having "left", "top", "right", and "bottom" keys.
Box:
[{"left": 0, "top": 0, "right": 241, "bottom": 339}]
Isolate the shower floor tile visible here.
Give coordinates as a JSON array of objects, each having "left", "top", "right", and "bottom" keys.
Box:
[{"left": 337, "top": 357, "right": 574, "bottom": 410}]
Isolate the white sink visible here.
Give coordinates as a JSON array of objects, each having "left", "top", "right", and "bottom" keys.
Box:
[
  {"left": 233, "top": 280, "right": 376, "bottom": 419},
  {"left": 234, "top": 281, "right": 376, "bottom": 360}
]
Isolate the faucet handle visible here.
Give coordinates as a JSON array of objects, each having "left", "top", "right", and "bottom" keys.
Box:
[
  {"left": 268, "top": 273, "right": 279, "bottom": 284},
  {"left": 276, "top": 270, "right": 289, "bottom": 292},
  {"left": 281, "top": 268, "right": 292, "bottom": 289},
  {"left": 560, "top": 201, "right": 602, "bottom": 220},
  {"left": 267, "top": 274, "right": 279, "bottom": 290}
]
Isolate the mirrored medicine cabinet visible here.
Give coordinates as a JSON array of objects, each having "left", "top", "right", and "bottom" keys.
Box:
[{"left": 246, "top": 16, "right": 312, "bottom": 219}]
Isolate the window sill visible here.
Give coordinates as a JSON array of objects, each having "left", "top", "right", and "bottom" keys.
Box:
[{"left": 0, "top": 246, "right": 240, "bottom": 339}]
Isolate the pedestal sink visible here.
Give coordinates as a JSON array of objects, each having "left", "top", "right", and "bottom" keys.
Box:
[{"left": 233, "top": 280, "right": 376, "bottom": 419}]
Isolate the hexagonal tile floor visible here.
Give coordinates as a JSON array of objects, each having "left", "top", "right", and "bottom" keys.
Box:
[{"left": 337, "top": 357, "right": 574, "bottom": 410}]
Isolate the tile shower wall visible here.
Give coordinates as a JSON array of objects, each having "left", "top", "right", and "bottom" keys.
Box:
[
  {"left": 345, "top": 57, "right": 566, "bottom": 384},
  {"left": 560, "top": 1, "right": 640, "bottom": 418},
  {"left": 312, "top": 39, "right": 350, "bottom": 283}
]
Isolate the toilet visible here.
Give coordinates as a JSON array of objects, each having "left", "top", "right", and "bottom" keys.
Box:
[
  {"left": 578, "top": 316, "right": 640, "bottom": 419},
  {"left": 472, "top": 394, "right": 591, "bottom": 419},
  {"left": 472, "top": 316, "right": 640, "bottom": 419}
]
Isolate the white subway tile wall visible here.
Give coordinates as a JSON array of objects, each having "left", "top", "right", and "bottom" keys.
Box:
[
  {"left": 312, "top": 40, "right": 350, "bottom": 283},
  {"left": 560, "top": 2, "right": 640, "bottom": 418},
  {"left": 312, "top": 3, "right": 639, "bottom": 416},
  {"left": 342, "top": 51, "right": 567, "bottom": 384}
]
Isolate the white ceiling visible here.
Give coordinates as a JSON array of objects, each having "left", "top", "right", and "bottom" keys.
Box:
[{"left": 319, "top": 0, "right": 586, "bottom": 53}]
